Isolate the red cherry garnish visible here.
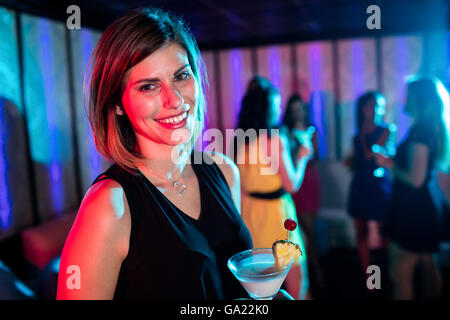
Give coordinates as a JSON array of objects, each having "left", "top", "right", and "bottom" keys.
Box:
[{"left": 284, "top": 219, "right": 297, "bottom": 231}]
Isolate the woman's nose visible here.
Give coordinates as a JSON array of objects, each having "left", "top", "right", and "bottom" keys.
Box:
[{"left": 164, "top": 84, "right": 184, "bottom": 109}]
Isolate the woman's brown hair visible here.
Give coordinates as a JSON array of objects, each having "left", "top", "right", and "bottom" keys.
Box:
[{"left": 85, "top": 7, "right": 207, "bottom": 173}]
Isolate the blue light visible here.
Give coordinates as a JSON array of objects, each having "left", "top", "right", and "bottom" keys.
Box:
[
  {"left": 436, "top": 79, "right": 450, "bottom": 124},
  {"left": 23, "top": 15, "right": 50, "bottom": 164},
  {"left": 81, "top": 29, "right": 103, "bottom": 183},
  {"left": 0, "top": 7, "right": 22, "bottom": 113},
  {"left": 373, "top": 167, "right": 385, "bottom": 178},
  {"left": 14, "top": 280, "right": 35, "bottom": 298},
  {"left": 388, "top": 123, "right": 397, "bottom": 132},
  {"left": 0, "top": 7, "right": 17, "bottom": 230},
  {"left": 38, "top": 18, "right": 64, "bottom": 213},
  {"left": 310, "top": 91, "right": 327, "bottom": 159},
  {"left": 395, "top": 37, "right": 410, "bottom": 143},
  {"left": 372, "top": 144, "right": 382, "bottom": 154},
  {"left": 49, "top": 256, "right": 61, "bottom": 273}
]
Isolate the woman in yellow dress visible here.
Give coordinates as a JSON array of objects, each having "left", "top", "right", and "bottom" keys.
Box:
[{"left": 234, "top": 76, "right": 313, "bottom": 299}]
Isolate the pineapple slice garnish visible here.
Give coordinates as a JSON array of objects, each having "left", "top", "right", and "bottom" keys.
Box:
[{"left": 272, "top": 240, "right": 302, "bottom": 270}]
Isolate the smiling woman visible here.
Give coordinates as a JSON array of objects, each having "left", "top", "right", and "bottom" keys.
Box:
[
  {"left": 57, "top": 7, "right": 253, "bottom": 300},
  {"left": 119, "top": 44, "right": 198, "bottom": 147},
  {"left": 86, "top": 8, "right": 207, "bottom": 172}
]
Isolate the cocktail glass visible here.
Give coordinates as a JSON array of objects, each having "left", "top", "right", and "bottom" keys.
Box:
[{"left": 227, "top": 248, "right": 294, "bottom": 300}]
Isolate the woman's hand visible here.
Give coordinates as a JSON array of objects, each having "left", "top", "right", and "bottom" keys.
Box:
[
  {"left": 297, "top": 144, "right": 313, "bottom": 161},
  {"left": 274, "top": 289, "right": 295, "bottom": 300},
  {"left": 292, "top": 128, "right": 314, "bottom": 160},
  {"left": 375, "top": 153, "right": 394, "bottom": 169}
]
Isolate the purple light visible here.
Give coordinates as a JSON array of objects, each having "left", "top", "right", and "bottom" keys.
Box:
[
  {"left": 0, "top": 99, "right": 12, "bottom": 229},
  {"left": 351, "top": 40, "right": 364, "bottom": 100},
  {"left": 268, "top": 47, "right": 281, "bottom": 91},
  {"left": 309, "top": 43, "right": 322, "bottom": 91},
  {"left": 231, "top": 49, "right": 244, "bottom": 129},
  {"left": 50, "top": 161, "right": 63, "bottom": 211}
]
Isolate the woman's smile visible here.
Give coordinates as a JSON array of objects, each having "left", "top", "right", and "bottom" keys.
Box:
[
  {"left": 154, "top": 104, "right": 190, "bottom": 128},
  {"left": 155, "top": 110, "right": 189, "bottom": 129}
]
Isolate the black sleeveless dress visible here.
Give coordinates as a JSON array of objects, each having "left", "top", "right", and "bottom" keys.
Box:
[
  {"left": 91, "top": 151, "right": 253, "bottom": 300},
  {"left": 382, "top": 125, "right": 448, "bottom": 252}
]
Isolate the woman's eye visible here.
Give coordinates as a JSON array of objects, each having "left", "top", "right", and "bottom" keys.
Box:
[
  {"left": 175, "top": 72, "right": 190, "bottom": 81},
  {"left": 139, "top": 83, "right": 158, "bottom": 92}
]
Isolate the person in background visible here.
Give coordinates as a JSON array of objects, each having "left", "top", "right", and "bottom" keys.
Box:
[
  {"left": 280, "top": 94, "right": 325, "bottom": 296},
  {"left": 57, "top": 7, "right": 253, "bottom": 300},
  {"left": 376, "top": 76, "right": 450, "bottom": 300},
  {"left": 347, "top": 91, "right": 393, "bottom": 281},
  {"left": 235, "top": 76, "right": 312, "bottom": 299}
]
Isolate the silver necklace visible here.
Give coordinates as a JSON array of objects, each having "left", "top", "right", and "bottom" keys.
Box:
[
  {"left": 173, "top": 180, "right": 187, "bottom": 198},
  {"left": 145, "top": 168, "right": 187, "bottom": 198}
]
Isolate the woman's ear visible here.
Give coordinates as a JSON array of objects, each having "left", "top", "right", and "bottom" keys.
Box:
[{"left": 115, "top": 105, "right": 125, "bottom": 116}]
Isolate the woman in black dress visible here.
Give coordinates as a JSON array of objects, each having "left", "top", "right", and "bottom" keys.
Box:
[
  {"left": 376, "top": 76, "right": 450, "bottom": 299},
  {"left": 347, "top": 92, "right": 393, "bottom": 278},
  {"left": 57, "top": 8, "right": 252, "bottom": 299}
]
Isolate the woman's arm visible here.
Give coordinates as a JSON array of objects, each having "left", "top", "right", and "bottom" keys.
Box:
[
  {"left": 57, "top": 179, "right": 131, "bottom": 299},
  {"left": 376, "top": 143, "right": 429, "bottom": 188},
  {"left": 311, "top": 130, "right": 319, "bottom": 162},
  {"left": 272, "top": 131, "right": 312, "bottom": 193},
  {"left": 375, "top": 127, "right": 391, "bottom": 147},
  {"left": 360, "top": 127, "right": 391, "bottom": 160}
]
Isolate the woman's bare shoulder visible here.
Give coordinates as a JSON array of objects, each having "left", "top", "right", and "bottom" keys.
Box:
[
  {"left": 74, "top": 178, "right": 131, "bottom": 257},
  {"left": 58, "top": 178, "right": 130, "bottom": 299},
  {"left": 82, "top": 178, "right": 128, "bottom": 220}
]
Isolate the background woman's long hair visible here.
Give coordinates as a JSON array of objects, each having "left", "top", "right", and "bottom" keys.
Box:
[
  {"left": 233, "top": 76, "right": 280, "bottom": 162},
  {"left": 236, "top": 76, "right": 279, "bottom": 133},
  {"left": 407, "top": 76, "right": 450, "bottom": 172}
]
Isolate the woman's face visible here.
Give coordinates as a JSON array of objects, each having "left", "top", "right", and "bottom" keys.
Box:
[
  {"left": 291, "top": 100, "right": 306, "bottom": 124},
  {"left": 120, "top": 42, "right": 199, "bottom": 147},
  {"left": 362, "top": 99, "right": 376, "bottom": 124}
]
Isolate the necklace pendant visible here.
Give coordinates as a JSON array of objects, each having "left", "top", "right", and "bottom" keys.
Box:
[{"left": 173, "top": 181, "right": 187, "bottom": 198}]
